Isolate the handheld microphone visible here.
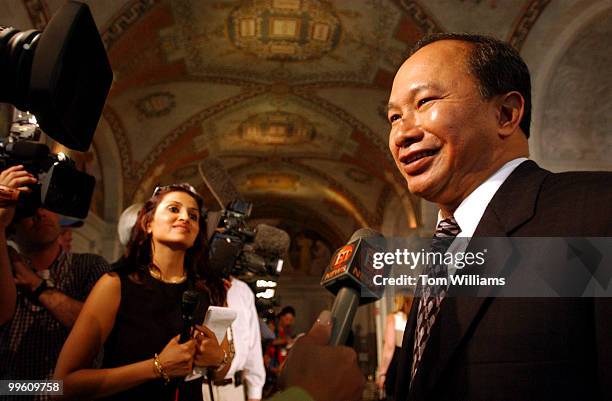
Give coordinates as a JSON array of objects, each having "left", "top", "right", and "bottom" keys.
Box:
[
  {"left": 179, "top": 290, "right": 199, "bottom": 343},
  {"left": 321, "top": 228, "right": 386, "bottom": 346}
]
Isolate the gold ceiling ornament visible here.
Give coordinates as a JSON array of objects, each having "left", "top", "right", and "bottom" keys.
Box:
[
  {"left": 239, "top": 111, "right": 316, "bottom": 145},
  {"left": 227, "top": 0, "right": 341, "bottom": 61},
  {"left": 135, "top": 92, "right": 176, "bottom": 119},
  {"left": 244, "top": 172, "right": 301, "bottom": 191}
]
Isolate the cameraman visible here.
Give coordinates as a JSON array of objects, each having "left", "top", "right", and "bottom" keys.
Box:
[{"left": 0, "top": 165, "right": 110, "bottom": 397}]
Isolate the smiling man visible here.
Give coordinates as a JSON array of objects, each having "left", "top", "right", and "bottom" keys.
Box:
[
  {"left": 387, "top": 34, "right": 612, "bottom": 401},
  {"left": 387, "top": 36, "right": 530, "bottom": 216}
]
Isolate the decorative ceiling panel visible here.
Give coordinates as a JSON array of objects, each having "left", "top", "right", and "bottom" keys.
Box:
[
  {"left": 165, "top": 0, "right": 409, "bottom": 84},
  {"left": 109, "top": 82, "right": 243, "bottom": 161},
  {"left": 418, "top": 0, "right": 527, "bottom": 39},
  {"left": 190, "top": 93, "right": 359, "bottom": 159}
]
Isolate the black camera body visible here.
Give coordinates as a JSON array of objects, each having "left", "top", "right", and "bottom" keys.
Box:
[
  {"left": 0, "top": 1, "right": 112, "bottom": 218},
  {"left": 208, "top": 200, "right": 287, "bottom": 280},
  {"left": 0, "top": 139, "right": 94, "bottom": 219},
  {"left": 208, "top": 199, "right": 257, "bottom": 278}
]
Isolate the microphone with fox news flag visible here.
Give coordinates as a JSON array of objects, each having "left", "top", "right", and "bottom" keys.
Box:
[{"left": 321, "top": 228, "right": 387, "bottom": 346}]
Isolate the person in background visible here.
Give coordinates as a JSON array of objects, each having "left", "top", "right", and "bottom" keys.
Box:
[
  {"left": 259, "top": 310, "right": 276, "bottom": 344},
  {"left": 112, "top": 202, "right": 144, "bottom": 269},
  {"left": 54, "top": 183, "right": 229, "bottom": 401},
  {"left": 116, "top": 203, "right": 144, "bottom": 250},
  {"left": 261, "top": 310, "right": 277, "bottom": 399},
  {"left": 269, "top": 310, "right": 365, "bottom": 401},
  {"left": 203, "top": 276, "right": 266, "bottom": 401},
  {"left": 266, "top": 306, "right": 295, "bottom": 377},
  {"left": 0, "top": 165, "right": 110, "bottom": 401},
  {"left": 376, "top": 296, "right": 412, "bottom": 400}
]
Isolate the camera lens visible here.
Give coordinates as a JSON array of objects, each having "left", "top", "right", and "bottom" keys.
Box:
[{"left": 0, "top": 26, "right": 41, "bottom": 109}]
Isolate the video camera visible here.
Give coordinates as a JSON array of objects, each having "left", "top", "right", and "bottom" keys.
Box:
[
  {"left": 208, "top": 199, "right": 288, "bottom": 280},
  {"left": 207, "top": 199, "right": 290, "bottom": 311},
  {"left": 0, "top": 1, "right": 112, "bottom": 219}
]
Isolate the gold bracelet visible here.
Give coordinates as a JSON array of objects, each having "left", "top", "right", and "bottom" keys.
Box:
[
  {"left": 153, "top": 353, "right": 170, "bottom": 385},
  {"left": 215, "top": 349, "right": 229, "bottom": 372}
]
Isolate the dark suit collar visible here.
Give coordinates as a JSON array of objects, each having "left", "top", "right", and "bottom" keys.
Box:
[
  {"left": 406, "top": 160, "right": 550, "bottom": 399},
  {"left": 473, "top": 160, "right": 550, "bottom": 236}
]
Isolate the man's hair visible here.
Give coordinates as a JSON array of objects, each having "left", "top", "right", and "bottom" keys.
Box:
[
  {"left": 279, "top": 306, "right": 296, "bottom": 317},
  {"left": 410, "top": 33, "right": 532, "bottom": 138}
]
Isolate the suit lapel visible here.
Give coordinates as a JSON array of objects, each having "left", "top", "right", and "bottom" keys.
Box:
[
  {"left": 407, "top": 161, "right": 551, "bottom": 398},
  {"left": 472, "top": 160, "right": 550, "bottom": 237}
]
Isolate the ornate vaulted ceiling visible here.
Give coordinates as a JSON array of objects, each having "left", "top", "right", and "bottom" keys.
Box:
[
  {"left": 101, "top": 0, "right": 436, "bottom": 244},
  {"left": 1, "top": 0, "right": 554, "bottom": 253}
]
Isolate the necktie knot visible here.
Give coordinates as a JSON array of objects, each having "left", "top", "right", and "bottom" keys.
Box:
[
  {"left": 434, "top": 216, "right": 461, "bottom": 239},
  {"left": 431, "top": 216, "right": 461, "bottom": 252}
]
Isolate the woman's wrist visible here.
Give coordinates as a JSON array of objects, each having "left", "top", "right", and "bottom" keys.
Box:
[
  {"left": 153, "top": 353, "right": 170, "bottom": 384},
  {"left": 215, "top": 349, "right": 229, "bottom": 372}
]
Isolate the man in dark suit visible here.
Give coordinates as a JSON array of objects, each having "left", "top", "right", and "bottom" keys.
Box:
[{"left": 387, "top": 33, "right": 612, "bottom": 401}]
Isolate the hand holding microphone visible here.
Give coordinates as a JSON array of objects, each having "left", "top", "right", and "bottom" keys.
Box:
[
  {"left": 157, "top": 334, "right": 196, "bottom": 379},
  {"left": 279, "top": 228, "right": 386, "bottom": 401},
  {"left": 279, "top": 310, "right": 365, "bottom": 401}
]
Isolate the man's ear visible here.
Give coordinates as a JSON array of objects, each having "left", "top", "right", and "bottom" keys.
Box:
[{"left": 497, "top": 91, "right": 524, "bottom": 138}]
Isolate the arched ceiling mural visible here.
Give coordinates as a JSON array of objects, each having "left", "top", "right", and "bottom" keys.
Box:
[{"left": 1, "top": 0, "right": 553, "bottom": 248}]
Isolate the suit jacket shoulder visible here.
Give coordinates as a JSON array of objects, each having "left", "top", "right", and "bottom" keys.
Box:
[{"left": 477, "top": 161, "right": 612, "bottom": 236}]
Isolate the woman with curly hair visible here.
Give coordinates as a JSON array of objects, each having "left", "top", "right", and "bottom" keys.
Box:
[{"left": 54, "top": 184, "right": 230, "bottom": 400}]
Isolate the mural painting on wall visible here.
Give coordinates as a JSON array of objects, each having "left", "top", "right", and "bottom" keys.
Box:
[{"left": 285, "top": 228, "right": 332, "bottom": 276}]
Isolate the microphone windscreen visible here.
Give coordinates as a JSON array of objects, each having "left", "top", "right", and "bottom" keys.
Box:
[
  {"left": 253, "top": 224, "right": 290, "bottom": 256},
  {"left": 198, "top": 158, "right": 243, "bottom": 210}
]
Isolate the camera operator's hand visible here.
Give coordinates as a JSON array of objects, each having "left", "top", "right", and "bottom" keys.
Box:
[
  {"left": 279, "top": 310, "right": 365, "bottom": 401},
  {"left": 8, "top": 249, "right": 41, "bottom": 292},
  {"left": 0, "top": 165, "right": 36, "bottom": 227}
]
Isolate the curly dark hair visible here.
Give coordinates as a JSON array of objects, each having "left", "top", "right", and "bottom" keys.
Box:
[{"left": 121, "top": 183, "right": 226, "bottom": 306}]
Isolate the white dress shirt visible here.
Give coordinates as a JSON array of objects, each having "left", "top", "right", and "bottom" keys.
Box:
[
  {"left": 440, "top": 158, "right": 528, "bottom": 274},
  {"left": 226, "top": 278, "right": 266, "bottom": 399}
]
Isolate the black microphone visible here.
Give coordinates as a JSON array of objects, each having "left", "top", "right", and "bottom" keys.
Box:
[
  {"left": 321, "top": 228, "right": 386, "bottom": 346},
  {"left": 179, "top": 290, "right": 199, "bottom": 343}
]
